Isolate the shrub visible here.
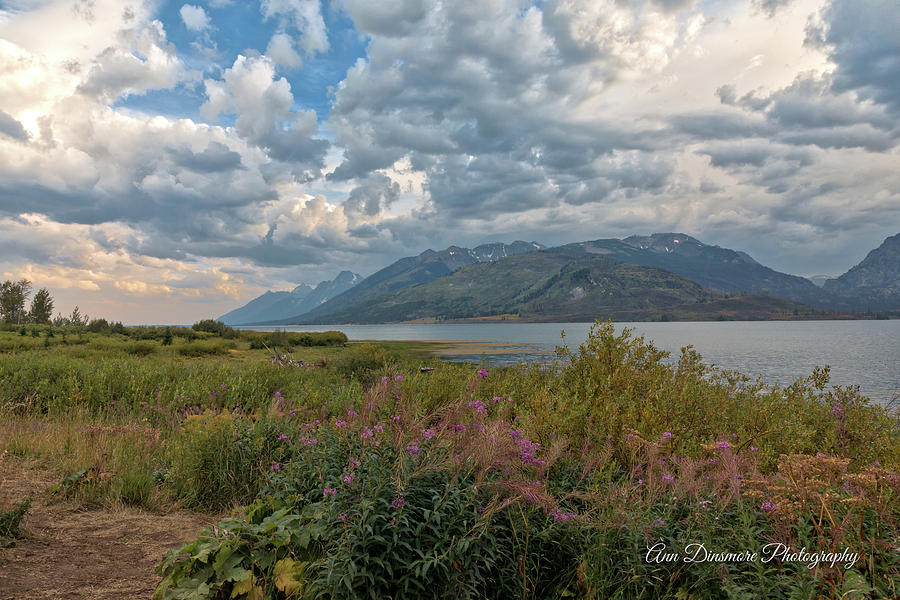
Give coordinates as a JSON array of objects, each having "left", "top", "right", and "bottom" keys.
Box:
[
  {"left": 192, "top": 319, "right": 236, "bottom": 338},
  {"left": 0, "top": 495, "right": 32, "bottom": 541}
]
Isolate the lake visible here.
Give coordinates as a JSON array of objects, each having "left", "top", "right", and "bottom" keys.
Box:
[{"left": 242, "top": 321, "right": 900, "bottom": 405}]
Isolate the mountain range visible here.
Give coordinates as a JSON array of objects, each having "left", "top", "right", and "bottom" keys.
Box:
[
  {"left": 219, "top": 233, "right": 900, "bottom": 325},
  {"left": 218, "top": 271, "right": 361, "bottom": 325}
]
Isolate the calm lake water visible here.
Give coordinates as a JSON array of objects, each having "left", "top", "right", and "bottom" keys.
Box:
[{"left": 244, "top": 321, "right": 899, "bottom": 405}]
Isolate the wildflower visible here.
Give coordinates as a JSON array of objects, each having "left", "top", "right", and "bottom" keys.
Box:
[
  {"left": 468, "top": 400, "right": 487, "bottom": 414},
  {"left": 271, "top": 462, "right": 282, "bottom": 472},
  {"left": 661, "top": 432, "right": 673, "bottom": 440},
  {"left": 477, "top": 368, "right": 488, "bottom": 379},
  {"left": 406, "top": 442, "right": 420, "bottom": 455},
  {"left": 656, "top": 518, "right": 665, "bottom": 526},
  {"left": 277, "top": 433, "right": 289, "bottom": 441},
  {"left": 381, "top": 376, "right": 388, "bottom": 385},
  {"left": 335, "top": 420, "right": 348, "bottom": 428},
  {"left": 323, "top": 487, "right": 337, "bottom": 497},
  {"left": 510, "top": 429, "right": 523, "bottom": 440},
  {"left": 373, "top": 424, "right": 384, "bottom": 433},
  {"left": 392, "top": 495, "right": 405, "bottom": 510},
  {"left": 749, "top": 446, "right": 758, "bottom": 451},
  {"left": 551, "top": 509, "right": 575, "bottom": 522},
  {"left": 338, "top": 514, "right": 347, "bottom": 521},
  {"left": 360, "top": 428, "right": 374, "bottom": 439},
  {"left": 343, "top": 472, "right": 355, "bottom": 484},
  {"left": 716, "top": 440, "right": 731, "bottom": 451},
  {"left": 347, "top": 408, "right": 358, "bottom": 417},
  {"left": 422, "top": 428, "right": 436, "bottom": 440},
  {"left": 492, "top": 396, "right": 502, "bottom": 403},
  {"left": 395, "top": 375, "right": 404, "bottom": 381},
  {"left": 476, "top": 507, "right": 485, "bottom": 515},
  {"left": 873, "top": 460, "right": 882, "bottom": 467},
  {"left": 391, "top": 415, "right": 400, "bottom": 422},
  {"left": 350, "top": 458, "right": 361, "bottom": 468},
  {"left": 708, "top": 458, "right": 718, "bottom": 464},
  {"left": 760, "top": 501, "right": 776, "bottom": 512},
  {"left": 832, "top": 405, "right": 844, "bottom": 417},
  {"left": 453, "top": 424, "right": 466, "bottom": 434},
  {"left": 662, "top": 473, "right": 674, "bottom": 483}
]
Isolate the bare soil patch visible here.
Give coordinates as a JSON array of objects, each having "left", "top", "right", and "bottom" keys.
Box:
[{"left": 0, "top": 455, "right": 214, "bottom": 600}]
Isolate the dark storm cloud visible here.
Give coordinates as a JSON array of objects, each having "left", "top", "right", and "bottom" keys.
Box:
[
  {"left": 0, "top": 110, "right": 29, "bottom": 141},
  {"left": 669, "top": 109, "right": 773, "bottom": 140},
  {"left": 712, "top": 74, "right": 899, "bottom": 154},
  {"left": 752, "top": 0, "right": 797, "bottom": 18},
  {"left": 345, "top": 173, "right": 401, "bottom": 217},
  {"left": 169, "top": 142, "right": 244, "bottom": 173},
  {"left": 699, "top": 141, "right": 815, "bottom": 169},
  {"left": 807, "top": 0, "right": 900, "bottom": 112}
]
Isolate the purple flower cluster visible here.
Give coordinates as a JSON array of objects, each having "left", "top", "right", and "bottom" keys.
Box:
[
  {"left": 716, "top": 440, "right": 731, "bottom": 451},
  {"left": 661, "top": 431, "right": 673, "bottom": 441},
  {"left": 392, "top": 495, "right": 405, "bottom": 510},
  {"left": 323, "top": 487, "right": 337, "bottom": 497},
  {"left": 477, "top": 369, "right": 489, "bottom": 379},
  {"left": 760, "top": 501, "right": 776, "bottom": 512},
  {"left": 360, "top": 428, "right": 374, "bottom": 439},
  {"left": 662, "top": 473, "right": 674, "bottom": 483},
  {"left": 468, "top": 400, "right": 487, "bottom": 415},
  {"left": 518, "top": 438, "right": 545, "bottom": 466},
  {"left": 551, "top": 509, "right": 576, "bottom": 522},
  {"left": 298, "top": 436, "right": 318, "bottom": 445},
  {"left": 422, "top": 428, "right": 436, "bottom": 440}
]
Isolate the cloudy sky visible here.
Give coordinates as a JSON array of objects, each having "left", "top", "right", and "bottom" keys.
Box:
[{"left": 0, "top": 0, "right": 898, "bottom": 324}]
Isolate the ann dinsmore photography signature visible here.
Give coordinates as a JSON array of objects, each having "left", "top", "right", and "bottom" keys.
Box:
[{"left": 645, "top": 542, "right": 860, "bottom": 571}]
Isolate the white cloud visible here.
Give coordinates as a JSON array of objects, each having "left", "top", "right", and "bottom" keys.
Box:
[
  {"left": 266, "top": 32, "right": 303, "bottom": 69},
  {"left": 261, "top": 0, "right": 329, "bottom": 56},
  {"left": 180, "top": 4, "right": 211, "bottom": 32}
]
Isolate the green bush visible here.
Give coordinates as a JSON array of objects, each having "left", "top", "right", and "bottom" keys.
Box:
[{"left": 0, "top": 495, "right": 32, "bottom": 541}]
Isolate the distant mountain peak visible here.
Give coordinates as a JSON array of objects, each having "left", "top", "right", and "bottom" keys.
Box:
[
  {"left": 623, "top": 233, "right": 703, "bottom": 252},
  {"left": 218, "top": 271, "right": 362, "bottom": 325},
  {"left": 823, "top": 233, "right": 900, "bottom": 309}
]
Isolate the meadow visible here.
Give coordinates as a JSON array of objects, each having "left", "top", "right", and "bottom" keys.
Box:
[{"left": 0, "top": 320, "right": 897, "bottom": 599}]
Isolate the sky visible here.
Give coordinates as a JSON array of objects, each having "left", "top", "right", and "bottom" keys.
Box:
[{"left": 0, "top": 0, "right": 898, "bottom": 324}]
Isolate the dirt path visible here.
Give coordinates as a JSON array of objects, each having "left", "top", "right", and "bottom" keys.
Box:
[{"left": 0, "top": 457, "right": 214, "bottom": 600}]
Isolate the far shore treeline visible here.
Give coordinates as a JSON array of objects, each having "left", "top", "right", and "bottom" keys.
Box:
[{"left": 0, "top": 278, "right": 347, "bottom": 350}]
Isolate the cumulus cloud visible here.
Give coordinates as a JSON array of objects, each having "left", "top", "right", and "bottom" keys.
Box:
[
  {"left": 201, "top": 54, "right": 327, "bottom": 174},
  {"left": 179, "top": 4, "right": 211, "bottom": 32},
  {"left": 261, "top": 0, "right": 329, "bottom": 56},
  {"left": 266, "top": 32, "right": 303, "bottom": 68}
]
